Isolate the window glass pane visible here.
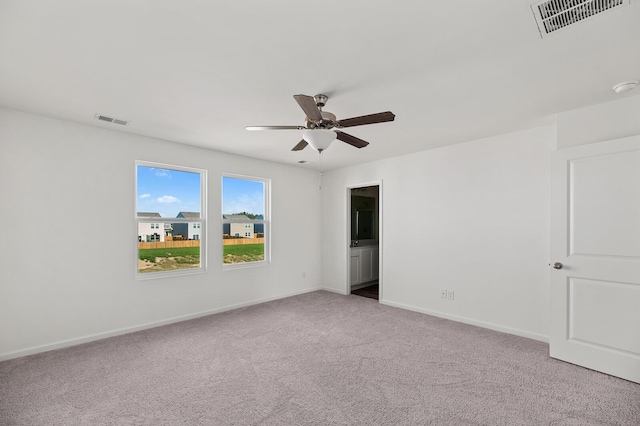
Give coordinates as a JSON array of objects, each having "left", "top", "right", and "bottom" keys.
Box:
[
  {"left": 137, "top": 165, "right": 203, "bottom": 274},
  {"left": 222, "top": 176, "right": 266, "bottom": 265}
]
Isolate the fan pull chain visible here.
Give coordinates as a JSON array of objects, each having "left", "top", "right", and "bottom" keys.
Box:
[{"left": 318, "top": 151, "right": 324, "bottom": 190}]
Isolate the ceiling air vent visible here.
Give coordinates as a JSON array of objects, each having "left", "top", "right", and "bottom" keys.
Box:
[
  {"left": 94, "top": 114, "right": 129, "bottom": 126},
  {"left": 531, "top": 0, "right": 631, "bottom": 37}
]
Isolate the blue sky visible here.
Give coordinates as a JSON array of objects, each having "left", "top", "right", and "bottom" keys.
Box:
[
  {"left": 137, "top": 166, "right": 265, "bottom": 218},
  {"left": 137, "top": 166, "right": 201, "bottom": 218},
  {"left": 222, "top": 176, "right": 265, "bottom": 215}
]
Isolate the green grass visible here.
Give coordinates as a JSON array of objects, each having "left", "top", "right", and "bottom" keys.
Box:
[
  {"left": 223, "top": 243, "right": 264, "bottom": 264},
  {"left": 138, "top": 247, "right": 200, "bottom": 272},
  {"left": 138, "top": 246, "right": 200, "bottom": 262}
]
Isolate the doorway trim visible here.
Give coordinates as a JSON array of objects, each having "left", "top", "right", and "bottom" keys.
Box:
[{"left": 346, "top": 180, "right": 383, "bottom": 301}]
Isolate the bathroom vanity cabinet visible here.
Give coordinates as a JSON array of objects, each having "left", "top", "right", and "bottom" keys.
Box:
[{"left": 350, "top": 246, "right": 379, "bottom": 286}]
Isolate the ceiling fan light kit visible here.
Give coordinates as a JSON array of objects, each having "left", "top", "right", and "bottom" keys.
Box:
[
  {"left": 246, "top": 94, "right": 395, "bottom": 152},
  {"left": 303, "top": 129, "right": 336, "bottom": 152}
]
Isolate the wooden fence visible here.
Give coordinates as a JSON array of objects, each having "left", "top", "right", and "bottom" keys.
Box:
[
  {"left": 138, "top": 240, "right": 200, "bottom": 249},
  {"left": 138, "top": 238, "right": 264, "bottom": 249},
  {"left": 222, "top": 238, "right": 264, "bottom": 246}
]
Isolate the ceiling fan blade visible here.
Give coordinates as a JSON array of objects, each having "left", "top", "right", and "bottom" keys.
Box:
[
  {"left": 335, "top": 131, "right": 369, "bottom": 149},
  {"left": 337, "top": 111, "right": 395, "bottom": 128},
  {"left": 246, "top": 125, "right": 305, "bottom": 131},
  {"left": 293, "top": 95, "right": 322, "bottom": 121},
  {"left": 291, "top": 140, "right": 308, "bottom": 151}
]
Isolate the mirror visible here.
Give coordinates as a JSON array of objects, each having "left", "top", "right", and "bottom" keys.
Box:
[
  {"left": 356, "top": 209, "right": 375, "bottom": 240},
  {"left": 351, "top": 195, "right": 376, "bottom": 240}
]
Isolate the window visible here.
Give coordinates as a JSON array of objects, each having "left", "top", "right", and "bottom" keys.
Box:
[
  {"left": 222, "top": 175, "right": 269, "bottom": 266},
  {"left": 136, "top": 161, "right": 206, "bottom": 277}
]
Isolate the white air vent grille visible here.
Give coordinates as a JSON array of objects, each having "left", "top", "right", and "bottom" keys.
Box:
[
  {"left": 94, "top": 114, "right": 129, "bottom": 126},
  {"left": 531, "top": 0, "right": 630, "bottom": 37}
]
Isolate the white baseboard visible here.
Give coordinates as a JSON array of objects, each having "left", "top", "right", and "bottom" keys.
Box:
[
  {"left": 0, "top": 286, "right": 325, "bottom": 362},
  {"left": 380, "top": 299, "right": 549, "bottom": 343},
  {"left": 319, "top": 286, "right": 349, "bottom": 295}
]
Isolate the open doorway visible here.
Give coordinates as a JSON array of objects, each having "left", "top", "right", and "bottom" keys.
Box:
[{"left": 348, "top": 183, "right": 381, "bottom": 301}]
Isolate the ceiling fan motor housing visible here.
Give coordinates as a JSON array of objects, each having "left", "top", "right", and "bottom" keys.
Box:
[{"left": 306, "top": 111, "right": 336, "bottom": 129}]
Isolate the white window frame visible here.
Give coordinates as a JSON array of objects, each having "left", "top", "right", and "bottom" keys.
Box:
[
  {"left": 136, "top": 161, "right": 207, "bottom": 279},
  {"left": 221, "top": 173, "right": 270, "bottom": 269}
]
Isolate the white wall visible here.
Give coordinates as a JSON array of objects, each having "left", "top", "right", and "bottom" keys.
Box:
[
  {"left": 321, "top": 125, "right": 554, "bottom": 341},
  {"left": 0, "top": 108, "right": 322, "bottom": 360}
]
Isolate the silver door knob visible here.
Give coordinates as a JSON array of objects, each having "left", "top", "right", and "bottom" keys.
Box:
[{"left": 553, "top": 262, "right": 563, "bottom": 270}]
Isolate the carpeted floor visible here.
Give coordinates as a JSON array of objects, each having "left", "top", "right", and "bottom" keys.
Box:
[{"left": 1, "top": 290, "right": 639, "bottom": 425}]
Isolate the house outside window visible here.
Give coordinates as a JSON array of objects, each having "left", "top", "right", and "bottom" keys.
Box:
[
  {"left": 137, "top": 214, "right": 165, "bottom": 242},
  {"left": 136, "top": 162, "right": 206, "bottom": 278},
  {"left": 172, "top": 213, "right": 201, "bottom": 240}
]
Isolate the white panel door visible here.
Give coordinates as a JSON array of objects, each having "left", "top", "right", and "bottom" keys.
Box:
[{"left": 550, "top": 135, "right": 640, "bottom": 384}]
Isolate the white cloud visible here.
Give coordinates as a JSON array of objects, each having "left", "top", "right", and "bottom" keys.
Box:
[
  {"left": 154, "top": 169, "right": 170, "bottom": 178},
  {"left": 139, "top": 193, "right": 151, "bottom": 199},
  {"left": 157, "top": 195, "right": 180, "bottom": 204}
]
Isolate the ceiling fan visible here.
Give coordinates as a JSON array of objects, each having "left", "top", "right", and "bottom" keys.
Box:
[{"left": 246, "top": 94, "right": 395, "bottom": 152}]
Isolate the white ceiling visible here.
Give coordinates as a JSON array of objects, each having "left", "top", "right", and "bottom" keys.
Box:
[{"left": 1, "top": 0, "right": 640, "bottom": 170}]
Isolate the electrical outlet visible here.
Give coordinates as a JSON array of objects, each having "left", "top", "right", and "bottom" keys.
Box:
[
  {"left": 440, "top": 289, "right": 447, "bottom": 299},
  {"left": 447, "top": 290, "right": 455, "bottom": 300}
]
